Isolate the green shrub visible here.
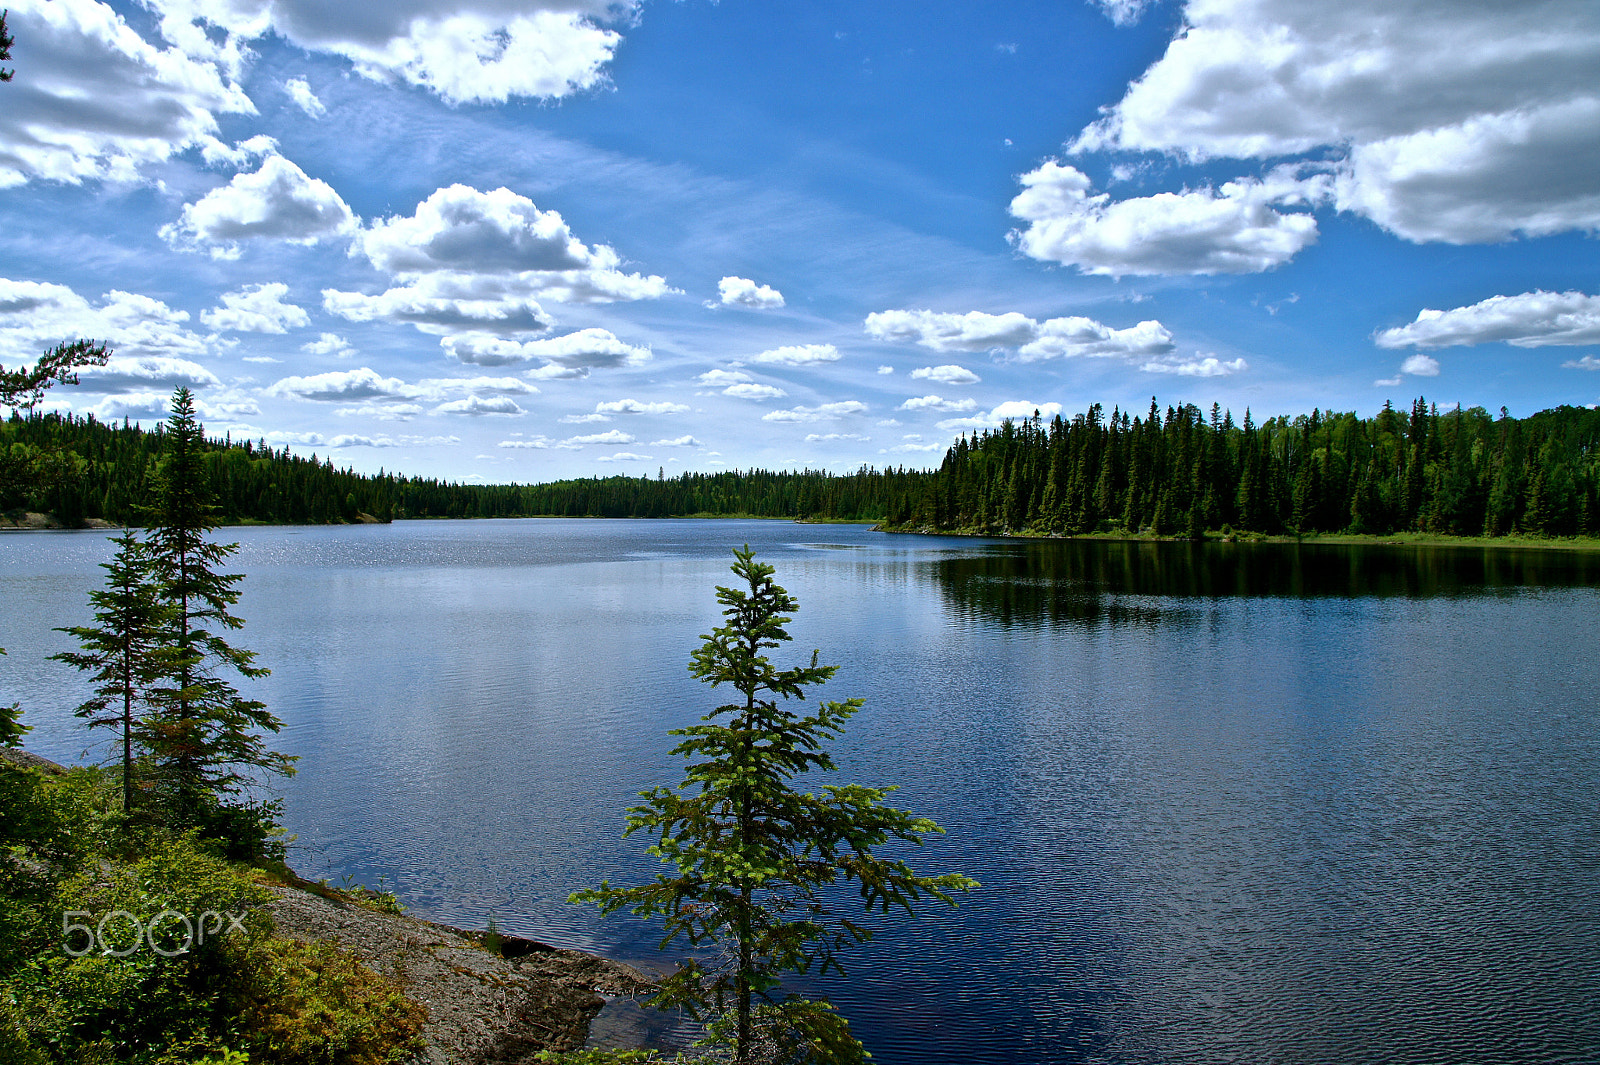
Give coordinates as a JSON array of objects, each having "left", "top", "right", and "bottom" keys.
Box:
[{"left": 224, "top": 935, "right": 427, "bottom": 1065}]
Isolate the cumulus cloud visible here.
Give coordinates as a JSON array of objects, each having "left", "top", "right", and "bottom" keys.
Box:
[
  {"left": 201, "top": 283, "right": 309, "bottom": 333},
  {"left": 1067, "top": 0, "right": 1600, "bottom": 246},
  {"left": 1564, "top": 356, "right": 1600, "bottom": 371},
  {"left": 595, "top": 398, "right": 690, "bottom": 415},
  {"left": 434, "top": 394, "right": 525, "bottom": 415},
  {"left": 74, "top": 356, "right": 223, "bottom": 394},
  {"left": 696, "top": 369, "right": 751, "bottom": 387},
  {"left": 716, "top": 276, "right": 785, "bottom": 309},
  {"left": 322, "top": 277, "right": 553, "bottom": 336},
  {"left": 911, "top": 364, "right": 981, "bottom": 385},
  {"left": 883, "top": 441, "right": 945, "bottom": 454},
  {"left": 0, "top": 279, "right": 212, "bottom": 364},
  {"left": 1009, "top": 162, "right": 1323, "bottom": 276},
  {"left": 0, "top": 0, "right": 255, "bottom": 188},
  {"left": 1401, "top": 354, "right": 1440, "bottom": 377},
  {"left": 936, "top": 400, "right": 1064, "bottom": 433},
  {"left": 328, "top": 185, "right": 671, "bottom": 337},
  {"left": 163, "top": 154, "right": 357, "bottom": 257},
  {"left": 865, "top": 310, "right": 1035, "bottom": 351},
  {"left": 804, "top": 432, "right": 869, "bottom": 443},
  {"left": 596, "top": 451, "right": 653, "bottom": 462},
  {"left": 266, "top": 367, "right": 410, "bottom": 403},
  {"left": 1375, "top": 290, "right": 1600, "bottom": 350},
  {"left": 301, "top": 332, "right": 355, "bottom": 357},
  {"left": 145, "top": 0, "right": 637, "bottom": 105},
  {"left": 650, "top": 435, "right": 701, "bottom": 446},
  {"left": 723, "top": 383, "right": 787, "bottom": 400},
  {"left": 564, "top": 429, "right": 635, "bottom": 445},
  {"left": 283, "top": 77, "right": 326, "bottom": 117},
  {"left": 1092, "top": 0, "right": 1158, "bottom": 25},
  {"left": 898, "top": 395, "right": 978, "bottom": 413},
  {"left": 752, "top": 344, "right": 841, "bottom": 366},
  {"left": 1139, "top": 354, "right": 1249, "bottom": 377},
  {"left": 762, "top": 401, "right": 868, "bottom": 423},
  {"left": 868, "top": 305, "right": 1175, "bottom": 362},
  {"left": 441, "top": 327, "right": 650, "bottom": 373}
]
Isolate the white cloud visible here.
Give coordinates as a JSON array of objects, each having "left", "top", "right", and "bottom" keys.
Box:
[
  {"left": 329, "top": 185, "right": 671, "bottom": 338},
  {"left": 323, "top": 434, "right": 460, "bottom": 448},
  {"left": 242, "top": 355, "right": 279, "bottom": 364},
  {"left": 1091, "top": 0, "right": 1157, "bottom": 26},
  {"left": 899, "top": 395, "right": 978, "bottom": 413},
  {"left": 1374, "top": 376, "right": 1403, "bottom": 388},
  {"left": 1564, "top": 356, "right": 1600, "bottom": 371},
  {"left": 723, "top": 383, "right": 787, "bottom": 400},
  {"left": 596, "top": 451, "right": 653, "bottom": 463},
  {"left": 267, "top": 367, "right": 409, "bottom": 402},
  {"left": 803, "top": 432, "right": 869, "bottom": 442},
  {"left": 0, "top": 0, "right": 254, "bottom": 188},
  {"left": 434, "top": 394, "right": 525, "bottom": 416},
  {"left": 696, "top": 369, "right": 752, "bottom": 386},
  {"left": 883, "top": 441, "right": 944, "bottom": 454},
  {"left": 869, "top": 304, "right": 1175, "bottom": 361},
  {"left": 1139, "top": 354, "right": 1249, "bottom": 377},
  {"left": 559, "top": 412, "right": 610, "bottom": 423},
  {"left": 650, "top": 435, "right": 701, "bottom": 446},
  {"left": 442, "top": 327, "right": 650, "bottom": 372},
  {"left": 163, "top": 154, "right": 357, "bottom": 257},
  {"left": 201, "top": 283, "right": 309, "bottom": 333},
  {"left": 1018, "top": 317, "right": 1176, "bottom": 361},
  {"left": 752, "top": 344, "right": 842, "bottom": 366},
  {"left": 1375, "top": 290, "right": 1600, "bottom": 350},
  {"left": 1069, "top": 0, "right": 1600, "bottom": 246},
  {"left": 595, "top": 398, "right": 690, "bottom": 415},
  {"left": 762, "top": 401, "right": 868, "bottom": 423},
  {"left": 936, "top": 400, "right": 1064, "bottom": 432},
  {"left": 322, "top": 276, "right": 553, "bottom": 336},
  {"left": 0, "top": 279, "right": 212, "bottom": 364},
  {"left": 1401, "top": 354, "right": 1441, "bottom": 377},
  {"left": 865, "top": 310, "right": 1035, "bottom": 351},
  {"left": 301, "top": 332, "right": 354, "bottom": 357},
  {"left": 717, "top": 276, "right": 786, "bottom": 309},
  {"left": 1009, "top": 162, "right": 1322, "bottom": 276},
  {"left": 283, "top": 77, "right": 325, "bottom": 117},
  {"left": 564, "top": 429, "right": 635, "bottom": 445},
  {"left": 911, "top": 364, "right": 981, "bottom": 385},
  {"left": 876, "top": 365, "right": 894, "bottom": 374},
  {"left": 498, "top": 436, "right": 558, "bottom": 449},
  {"left": 70, "top": 356, "right": 221, "bottom": 394},
  {"left": 146, "top": 0, "right": 636, "bottom": 105}
]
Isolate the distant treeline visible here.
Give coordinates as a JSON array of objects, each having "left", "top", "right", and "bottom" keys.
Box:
[
  {"left": 884, "top": 398, "right": 1600, "bottom": 538},
  {"left": 6, "top": 398, "right": 1599, "bottom": 537},
  {"left": 0, "top": 410, "right": 921, "bottom": 525}
]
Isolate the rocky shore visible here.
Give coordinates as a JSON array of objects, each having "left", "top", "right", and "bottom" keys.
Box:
[{"left": 265, "top": 884, "right": 656, "bottom": 1064}]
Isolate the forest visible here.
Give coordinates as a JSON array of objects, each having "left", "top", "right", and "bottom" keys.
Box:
[{"left": 4, "top": 397, "right": 1600, "bottom": 539}]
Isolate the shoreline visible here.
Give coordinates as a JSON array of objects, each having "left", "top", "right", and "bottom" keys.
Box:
[{"left": 877, "top": 524, "right": 1600, "bottom": 553}]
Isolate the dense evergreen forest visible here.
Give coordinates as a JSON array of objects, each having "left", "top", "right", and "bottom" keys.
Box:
[
  {"left": 0, "top": 410, "right": 919, "bottom": 525},
  {"left": 5, "top": 397, "right": 1599, "bottom": 538},
  {"left": 886, "top": 398, "right": 1600, "bottom": 538}
]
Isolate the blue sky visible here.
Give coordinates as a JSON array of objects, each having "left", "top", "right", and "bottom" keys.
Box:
[{"left": 2, "top": 0, "right": 1597, "bottom": 481}]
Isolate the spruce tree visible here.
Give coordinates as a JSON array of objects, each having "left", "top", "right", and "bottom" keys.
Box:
[
  {"left": 574, "top": 547, "right": 975, "bottom": 1064},
  {"left": 142, "top": 388, "right": 294, "bottom": 839},
  {"left": 52, "top": 531, "right": 170, "bottom": 811}
]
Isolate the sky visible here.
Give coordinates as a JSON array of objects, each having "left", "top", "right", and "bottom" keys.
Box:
[{"left": 1, "top": 0, "right": 1597, "bottom": 482}]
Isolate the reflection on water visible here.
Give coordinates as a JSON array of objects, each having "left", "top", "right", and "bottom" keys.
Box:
[
  {"left": 4, "top": 522, "right": 1600, "bottom": 1065},
  {"left": 927, "top": 538, "right": 1600, "bottom": 629}
]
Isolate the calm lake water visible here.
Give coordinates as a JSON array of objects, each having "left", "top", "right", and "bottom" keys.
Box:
[{"left": 5, "top": 519, "right": 1600, "bottom": 1064}]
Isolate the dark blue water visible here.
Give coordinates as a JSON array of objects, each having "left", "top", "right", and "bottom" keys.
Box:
[{"left": 5, "top": 520, "right": 1600, "bottom": 1064}]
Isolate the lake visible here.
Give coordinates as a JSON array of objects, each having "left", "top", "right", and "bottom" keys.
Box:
[{"left": 4, "top": 519, "right": 1600, "bottom": 1064}]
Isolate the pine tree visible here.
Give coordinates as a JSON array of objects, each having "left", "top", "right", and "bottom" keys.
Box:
[
  {"left": 142, "top": 389, "right": 294, "bottom": 840},
  {"left": 574, "top": 547, "right": 975, "bottom": 1064},
  {"left": 52, "top": 531, "right": 170, "bottom": 811}
]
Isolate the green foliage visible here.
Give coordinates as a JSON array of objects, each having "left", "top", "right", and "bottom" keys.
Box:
[
  {"left": 53, "top": 530, "right": 171, "bottom": 811},
  {"left": 139, "top": 389, "right": 295, "bottom": 836},
  {"left": 895, "top": 398, "right": 1600, "bottom": 539},
  {"left": 575, "top": 548, "right": 975, "bottom": 1064},
  {"left": 534, "top": 1050, "right": 715, "bottom": 1065},
  {"left": 0, "top": 339, "right": 109, "bottom": 411},
  {"left": 223, "top": 936, "right": 427, "bottom": 1065}
]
